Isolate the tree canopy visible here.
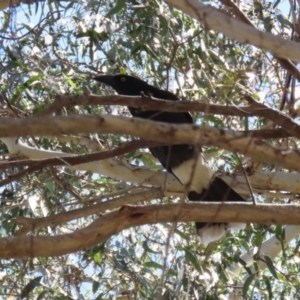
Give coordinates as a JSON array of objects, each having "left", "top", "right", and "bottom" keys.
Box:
[{"left": 1, "top": 0, "right": 300, "bottom": 299}]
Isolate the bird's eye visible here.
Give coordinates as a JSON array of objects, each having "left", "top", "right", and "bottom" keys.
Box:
[{"left": 120, "top": 77, "right": 126, "bottom": 82}]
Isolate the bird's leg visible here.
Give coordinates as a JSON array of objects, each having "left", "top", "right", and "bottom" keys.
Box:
[{"left": 140, "top": 91, "right": 153, "bottom": 99}]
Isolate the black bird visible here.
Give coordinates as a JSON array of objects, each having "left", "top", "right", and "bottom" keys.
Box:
[{"left": 94, "top": 74, "right": 246, "bottom": 244}]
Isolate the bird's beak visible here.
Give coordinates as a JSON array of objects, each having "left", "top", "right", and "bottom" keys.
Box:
[{"left": 93, "top": 75, "right": 114, "bottom": 87}]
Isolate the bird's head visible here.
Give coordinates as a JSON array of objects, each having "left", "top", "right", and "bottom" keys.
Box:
[{"left": 93, "top": 74, "right": 150, "bottom": 96}]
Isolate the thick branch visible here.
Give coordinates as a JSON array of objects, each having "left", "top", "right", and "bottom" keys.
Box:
[
  {"left": 166, "top": 0, "right": 300, "bottom": 62},
  {"left": 244, "top": 96, "right": 300, "bottom": 140},
  {"left": 40, "top": 94, "right": 259, "bottom": 116},
  {"left": 0, "top": 131, "right": 289, "bottom": 174},
  {"left": 3, "top": 138, "right": 300, "bottom": 195},
  {"left": 0, "top": 0, "right": 21, "bottom": 10},
  {"left": 0, "top": 115, "right": 299, "bottom": 171},
  {"left": 219, "top": 0, "right": 300, "bottom": 81},
  {"left": 41, "top": 95, "right": 296, "bottom": 139},
  {"left": 39, "top": 94, "right": 290, "bottom": 119},
  {"left": 229, "top": 225, "right": 300, "bottom": 279},
  {"left": 0, "top": 140, "right": 160, "bottom": 171},
  {"left": 1, "top": 202, "right": 300, "bottom": 258},
  {"left": 16, "top": 189, "right": 163, "bottom": 235},
  {"left": 1, "top": 138, "right": 183, "bottom": 194}
]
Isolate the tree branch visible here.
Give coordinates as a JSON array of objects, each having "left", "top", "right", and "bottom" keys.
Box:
[
  {"left": 229, "top": 225, "right": 300, "bottom": 278},
  {"left": 38, "top": 94, "right": 291, "bottom": 119},
  {"left": 40, "top": 94, "right": 256, "bottom": 116},
  {"left": 16, "top": 189, "right": 163, "bottom": 235},
  {"left": 219, "top": 0, "right": 300, "bottom": 81},
  {"left": 0, "top": 139, "right": 167, "bottom": 187},
  {"left": 244, "top": 95, "right": 300, "bottom": 140},
  {"left": 3, "top": 138, "right": 300, "bottom": 195},
  {"left": 0, "top": 140, "right": 160, "bottom": 171},
  {"left": 227, "top": 224, "right": 300, "bottom": 298},
  {"left": 0, "top": 0, "right": 21, "bottom": 10},
  {"left": 1, "top": 138, "right": 183, "bottom": 194},
  {"left": 40, "top": 94, "right": 295, "bottom": 139},
  {"left": 1, "top": 202, "right": 300, "bottom": 258},
  {"left": 0, "top": 115, "right": 299, "bottom": 171},
  {"left": 166, "top": 0, "right": 300, "bottom": 62},
  {"left": 0, "top": 139, "right": 279, "bottom": 172}
]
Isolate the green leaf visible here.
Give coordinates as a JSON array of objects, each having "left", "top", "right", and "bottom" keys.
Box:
[
  {"left": 119, "top": 67, "right": 127, "bottom": 74},
  {"left": 174, "top": 228, "right": 189, "bottom": 240},
  {"left": 36, "top": 291, "right": 48, "bottom": 300},
  {"left": 62, "top": 73, "right": 76, "bottom": 89},
  {"left": 264, "top": 255, "right": 278, "bottom": 279},
  {"left": 263, "top": 276, "right": 273, "bottom": 299},
  {"left": 20, "top": 276, "right": 43, "bottom": 299},
  {"left": 277, "top": 14, "right": 293, "bottom": 28},
  {"left": 263, "top": 16, "right": 273, "bottom": 32},
  {"left": 113, "top": 257, "right": 126, "bottom": 271},
  {"left": 92, "top": 280, "right": 100, "bottom": 293},
  {"left": 242, "top": 273, "right": 256, "bottom": 298},
  {"left": 95, "top": 293, "right": 105, "bottom": 300},
  {"left": 184, "top": 249, "right": 202, "bottom": 274},
  {"left": 93, "top": 251, "right": 102, "bottom": 264},
  {"left": 252, "top": 229, "right": 263, "bottom": 246},
  {"left": 143, "top": 241, "right": 161, "bottom": 254},
  {"left": 106, "top": 0, "right": 127, "bottom": 17},
  {"left": 240, "top": 240, "right": 250, "bottom": 253},
  {"left": 275, "top": 225, "right": 285, "bottom": 243},
  {"left": 158, "top": 15, "right": 169, "bottom": 36},
  {"left": 144, "top": 261, "right": 164, "bottom": 270}
]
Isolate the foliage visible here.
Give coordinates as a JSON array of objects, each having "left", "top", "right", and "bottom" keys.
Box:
[{"left": 0, "top": 0, "right": 299, "bottom": 299}]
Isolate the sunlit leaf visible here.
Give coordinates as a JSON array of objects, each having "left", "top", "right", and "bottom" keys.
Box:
[{"left": 106, "top": 0, "right": 127, "bottom": 17}]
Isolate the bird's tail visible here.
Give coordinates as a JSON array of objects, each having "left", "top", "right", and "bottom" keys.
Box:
[{"left": 188, "top": 177, "right": 246, "bottom": 244}]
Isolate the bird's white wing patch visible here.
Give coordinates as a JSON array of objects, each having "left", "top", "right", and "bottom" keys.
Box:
[
  {"left": 172, "top": 155, "right": 214, "bottom": 193},
  {"left": 172, "top": 154, "right": 246, "bottom": 244},
  {"left": 197, "top": 223, "right": 246, "bottom": 245}
]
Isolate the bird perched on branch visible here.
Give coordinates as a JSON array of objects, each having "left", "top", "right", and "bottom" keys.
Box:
[{"left": 94, "top": 74, "right": 246, "bottom": 244}]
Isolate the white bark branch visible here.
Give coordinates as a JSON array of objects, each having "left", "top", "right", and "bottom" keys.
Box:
[
  {"left": 2, "top": 138, "right": 300, "bottom": 194},
  {"left": 166, "top": 0, "right": 300, "bottom": 62},
  {"left": 1, "top": 138, "right": 182, "bottom": 194},
  {"left": 227, "top": 225, "right": 300, "bottom": 299},
  {"left": 229, "top": 225, "right": 300, "bottom": 278}
]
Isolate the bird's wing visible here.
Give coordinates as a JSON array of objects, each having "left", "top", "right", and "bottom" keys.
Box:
[
  {"left": 188, "top": 177, "right": 246, "bottom": 203},
  {"left": 149, "top": 144, "right": 195, "bottom": 173},
  {"left": 188, "top": 176, "right": 246, "bottom": 244},
  {"left": 95, "top": 74, "right": 247, "bottom": 244}
]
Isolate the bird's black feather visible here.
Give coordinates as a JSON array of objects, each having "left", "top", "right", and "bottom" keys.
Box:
[
  {"left": 188, "top": 177, "right": 245, "bottom": 231},
  {"left": 93, "top": 75, "right": 194, "bottom": 171},
  {"left": 94, "top": 74, "right": 246, "bottom": 243}
]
